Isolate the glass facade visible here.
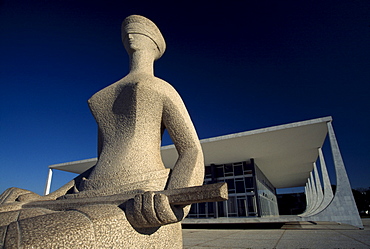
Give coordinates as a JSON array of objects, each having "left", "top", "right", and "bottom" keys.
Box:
[{"left": 188, "top": 159, "right": 279, "bottom": 218}]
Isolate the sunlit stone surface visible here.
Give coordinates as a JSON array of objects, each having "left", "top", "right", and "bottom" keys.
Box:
[{"left": 0, "top": 15, "right": 205, "bottom": 248}]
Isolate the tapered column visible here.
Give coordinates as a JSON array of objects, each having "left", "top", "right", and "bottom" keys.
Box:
[
  {"left": 305, "top": 184, "right": 309, "bottom": 208},
  {"left": 311, "top": 147, "right": 334, "bottom": 214},
  {"left": 305, "top": 184, "right": 309, "bottom": 212},
  {"left": 309, "top": 163, "right": 323, "bottom": 215},
  {"left": 308, "top": 172, "right": 318, "bottom": 215},
  {"left": 327, "top": 122, "right": 354, "bottom": 197},
  {"left": 305, "top": 121, "right": 363, "bottom": 228},
  {"left": 307, "top": 181, "right": 312, "bottom": 213},
  {"left": 307, "top": 178, "right": 313, "bottom": 214},
  {"left": 44, "top": 168, "right": 53, "bottom": 195},
  {"left": 300, "top": 182, "right": 311, "bottom": 216},
  {"left": 301, "top": 173, "right": 317, "bottom": 217}
]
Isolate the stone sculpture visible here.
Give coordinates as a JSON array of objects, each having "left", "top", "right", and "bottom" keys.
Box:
[{"left": 0, "top": 15, "right": 227, "bottom": 248}]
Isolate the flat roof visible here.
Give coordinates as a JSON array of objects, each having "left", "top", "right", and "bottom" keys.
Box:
[{"left": 49, "top": 116, "right": 331, "bottom": 189}]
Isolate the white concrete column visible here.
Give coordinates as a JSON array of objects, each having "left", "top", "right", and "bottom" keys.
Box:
[
  {"left": 327, "top": 122, "right": 354, "bottom": 196},
  {"left": 309, "top": 163, "right": 324, "bottom": 215},
  {"left": 43, "top": 168, "right": 53, "bottom": 196},
  {"left": 305, "top": 184, "right": 309, "bottom": 211},
  {"left": 307, "top": 179, "right": 313, "bottom": 214},
  {"left": 302, "top": 175, "right": 315, "bottom": 217},
  {"left": 308, "top": 172, "right": 318, "bottom": 215},
  {"left": 300, "top": 182, "right": 310, "bottom": 216},
  {"left": 325, "top": 121, "right": 362, "bottom": 227},
  {"left": 313, "top": 147, "right": 334, "bottom": 214},
  {"left": 304, "top": 121, "right": 363, "bottom": 228}
]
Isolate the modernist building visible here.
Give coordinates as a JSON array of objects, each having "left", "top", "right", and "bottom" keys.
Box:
[{"left": 44, "top": 116, "right": 363, "bottom": 228}]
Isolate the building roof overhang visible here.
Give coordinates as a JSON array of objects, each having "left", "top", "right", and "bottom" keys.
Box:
[{"left": 49, "top": 116, "right": 332, "bottom": 189}]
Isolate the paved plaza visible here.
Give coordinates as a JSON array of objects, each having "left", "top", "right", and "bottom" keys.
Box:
[{"left": 182, "top": 219, "right": 370, "bottom": 248}]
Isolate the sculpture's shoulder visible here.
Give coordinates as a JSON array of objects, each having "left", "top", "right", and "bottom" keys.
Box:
[
  {"left": 87, "top": 76, "right": 136, "bottom": 105},
  {"left": 150, "top": 76, "right": 177, "bottom": 93},
  {"left": 146, "top": 76, "right": 182, "bottom": 101},
  {"left": 87, "top": 81, "right": 117, "bottom": 105}
]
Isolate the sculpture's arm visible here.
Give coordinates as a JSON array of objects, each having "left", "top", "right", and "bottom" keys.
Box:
[
  {"left": 133, "top": 86, "right": 205, "bottom": 222},
  {"left": 0, "top": 187, "right": 40, "bottom": 205},
  {"left": 162, "top": 87, "right": 205, "bottom": 190},
  {"left": 125, "top": 85, "right": 205, "bottom": 228},
  {"left": 42, "top": 179, "right": 75, "bottom": 200}
]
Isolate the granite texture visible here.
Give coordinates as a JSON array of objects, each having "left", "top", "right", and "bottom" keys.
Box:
[{"left": 0, "top": 15, "right": 206, "bottom": 248}]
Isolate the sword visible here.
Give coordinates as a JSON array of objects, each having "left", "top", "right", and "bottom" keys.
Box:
[{"left": 22, "top": 182, "right": 228, "bottom": 211}]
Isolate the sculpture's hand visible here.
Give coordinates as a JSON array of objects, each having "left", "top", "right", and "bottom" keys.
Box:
[
  {"left": 125, "top": 191, "right": 185, "bottom": 228},
  {"left": 0, "top": 187, "right": 41, "bottom": 204},
  {"left": 0, "top": 187, "right": 42, "bottom": 212}
]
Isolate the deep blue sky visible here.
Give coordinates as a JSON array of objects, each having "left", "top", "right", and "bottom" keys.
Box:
[{"left": 1, "top": 1, "right": 369, "bottom": 195}]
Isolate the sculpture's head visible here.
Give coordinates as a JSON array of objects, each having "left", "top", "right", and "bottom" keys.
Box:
[{"left": 121, "top": 15, "right": 166, "bottom": 60}]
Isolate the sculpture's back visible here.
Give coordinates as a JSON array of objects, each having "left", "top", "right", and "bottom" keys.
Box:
[{"left": 0, "top": 15, "right": 206, "bottom": 248}]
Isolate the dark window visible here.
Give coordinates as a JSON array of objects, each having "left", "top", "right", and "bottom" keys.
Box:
[
  {"left": 205, "top": 166, "right": 212, "bottom": 178},
  {"left": 244, "top": 170, "right": 253, "bottom": 175},
  {"left": 216, "top": 165, "right": 224, "bottom": 178},
  {"left": 208, "top": 202, "right": 214, "bottom": 217},
  {"left": 226, "top": 179, "right": 235, "bottom": 193},
  {"left": 235, "top": 179, "right": 245, "bottom": 193},
  {"left": 218, "top": 201, "right": 225, "bottom": 217},
  {"left": 237, "top": 197, "right": 247, "bottom": 216},
  {"left": 224, "top": 164, "right": 233, "bottom": 176},
  {"left": 245, "top": 177, "right": 254, "bottom": 189},
  {"left": 227, "top": 196, "right": 238, "bottom": 217},
  {"left": 198, "top": 203, "right": 206, "bottom": 217},
  {"left": 243, "top": 162, "right": 253, "bottom": 172},
  {"left": 189, "top": 203, "right": 197, "bottom": 214},
  {"left": 234, "top": 164, "right": 243, "bottom": 175}
]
